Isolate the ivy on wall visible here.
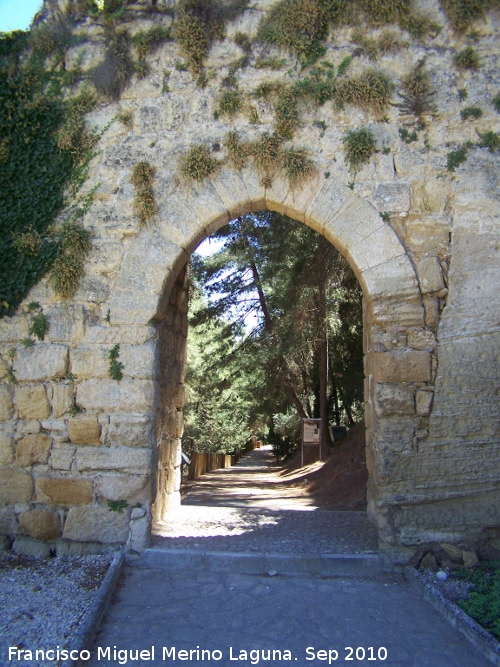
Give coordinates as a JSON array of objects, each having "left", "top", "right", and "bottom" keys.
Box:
[{"left": 0, "top": 27, "right": 97, "bottom": 318}]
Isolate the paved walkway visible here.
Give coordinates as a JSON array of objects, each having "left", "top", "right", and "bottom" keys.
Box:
[
  {"left": 152, "top": 446, "right": 378, "bottom": 555},
  {"left": 88, "top": 448, "right": 492, "bottom": 667}
]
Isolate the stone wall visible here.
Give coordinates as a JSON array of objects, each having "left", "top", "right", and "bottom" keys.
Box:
[{"left": 0, "top": 0, "right": 498, "bottom": 561}]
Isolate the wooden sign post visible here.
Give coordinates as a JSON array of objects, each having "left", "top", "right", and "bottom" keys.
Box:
[{"left": 301, "top": 418, "right": 322, "bottom": 467}]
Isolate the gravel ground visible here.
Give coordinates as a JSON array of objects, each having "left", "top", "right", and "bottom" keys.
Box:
[{"left": 0, "top": 553, "right": 112, "bottom": 667}]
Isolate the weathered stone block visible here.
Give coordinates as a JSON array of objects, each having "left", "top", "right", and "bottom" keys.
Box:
[
  {"left": 16, "top": 434, "right": 52, "bottom": 467},
  {"left": 15, "top": 385, "right": 50, "bottom": 420},
  {"left": 0, "top": 357, "right": 8, "bottom": 380},
  {"left": 84, "top": 325, "right": 157, "bottom": 345},
  {"left": 129, "top": 514, "right": 150, "bottom": 551},
  {"left": 371, "top": 181, "right": 410, "bottom": 213},
  {"left": 372, "top": 351, "right": 431, "bottom": 383},
  {"left": 45, "top": 304, "right": 85, "bottom": 343},
  {"left": 0, "top": 468, "right": 33, "bottom": 503},
  {"left": 68, "top": 416, "right": 101, "bottom": 445},
  {"left": 63, "top": 506, "right": 129, "bottom": 543},
  {"left": 51, "top": 383, "right": 74, "bottom": 418},
  {"left": 0, "top": 430, "right": 14, "bottom": 465},
  {"left": 35, "top": 477, "right": 93, "bottom": 505},
  {"left": 416, "top": 256, "right": 444, "bottom": 294},
  {"left": 95, "top": 474, "right": 152, "bottom": 503},
  {"left": 0, "top": 507, "right": 18, "bottom": 535},
  {"left": 107, "top": 413, "right": 153, "bottom": 447},
  {"left": 120, "top": 344, "right": 156, "bottom": 379},
  {"left": 70, "top": 346, "right": 109, "bottom": 379},
  {"left": 14, "top": 344, "right": 68, "bottom": 381},
  {"left": 19, "top": 509, "right": 61, "bottom": 541},
  {"left": 0, "top": 315, "right": 29, "bottom": 343},
  {"left": 416, "top": 390, "right": 433, "bottom": 416},
  {"left": 50, "top": 446, "right": 75, "bottom": 471},
  {"left": 0, "top": 385, "right": 14, "bottom": 421},
  {"left": 407, "top": 329, "right": 437, "bottom": 351},
  {"left": 76, "top": 378, "right": 154, "bottom": 412},
  {"left": 76, "top": 446, "right": 152, "bottom": 474},
  {"left": 375, "top": 384, "right": 415, "bottom": 416},
  {"left": 12, "top": 536, "right": 52, "bottom": 558}
]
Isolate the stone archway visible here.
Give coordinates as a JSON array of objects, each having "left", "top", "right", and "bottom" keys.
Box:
[{"left": 103, "top": 166, "right": 431, "bottom": 558}]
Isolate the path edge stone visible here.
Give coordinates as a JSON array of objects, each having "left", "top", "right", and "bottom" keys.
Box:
[
  {"left": 61, "top": 549, "right": 125, "bottom": 667},
  {"left": 404, "top": 566, "right": 500, "bottom": 667}
]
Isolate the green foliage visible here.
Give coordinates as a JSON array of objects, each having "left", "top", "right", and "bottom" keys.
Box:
[
  {"left": 399, "top": 127, "right": 418, "bottom": 143},
  {"left": 343, "top": 126, "right": 376, "bottom": 172},
  {"left": 460, "top": 106, "right": 483, "bottom": 120},
  {"left": 337, "top": 55, "right": 353, "bottom": 76},
  {"left": 477, "top": 130, "right": 500, "bottom": 152},
  {"left": 233, "top": 31, "right": 252, "bottom": 54},
  {"left": 274, "top": 87, "right": 301, "bottom": 138},
  {"left": 216, "top": 87, "right": 244, "bottom": 118},
  {"left": 131, "top": 161, "right": 157, "bottom": 225},
  {"left": 132, "top": 26, "right": 172, "bottom": 59},
  {"left": 29, "top": 312, "right": 49, "bottom": 341},
  {"left": 258, "top": 0, "right": 330, "bottom": 66},
  {"left": 446, "top": 144, "right": 469, "bottom": 171},
  {"left": 455, "top": 562, "right": 500, "bottom": 640},
  {"left": 336, "top": 68, "right": 393, "bottom": 113},
  {"left": 29, "top": 18, "right": 73, "bottom": 57},
  {"left": 0, "top": 33, "right": 97, "bottom": 317},
  {"left": 439, "top": 0, "right": 486, "bottom": 31},
  {"left": 135, "top": 59, "right": 151, "bottom": 80},
  {"left": 397, "top": 60, "right": 437, "bottom": 120},
  {"left": 69, "top": 403, "right": 84, "bottom": 417},
  {"left": 254, "top": 56, "right": 287, "bottom": 70},
  {"left": 493, "top": 93, "right": 500, "bottom": 113},
  {"left": 108, "top": 499, "right": 128, "bottom": 513},
  {"left": 117, "top": 110, "right": 133, "bottom": 128},
  {"left": 454, "top": 46, "right": 480, "bottom": 70},
  {"left": 108, "top": 344, "right": 124, "bottom": 381},
  {"left": 458, "top": 87, "right": 469, "bottom": 101},
  {"left": 181, "top": 145, "right": 220, "bottom": 181},
  {"left": 185, "top": 212, "right": 364, "bottom": 457}
]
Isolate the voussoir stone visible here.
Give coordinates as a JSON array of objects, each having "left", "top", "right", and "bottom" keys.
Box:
[
  {"left": 35, "top": 477, "right": 93, "bottom": 505},
  {"left": 0, "top": 468, "right": 33, "bottom": 503},
  {"left": 63, "top": 506, "right": 129, "bottom": 543},
  {"left": 15, "top": 434, "right": 52, "bottom": 467},
  {"left": 68, "top": 415, "right": 101, "bottom": 445},
  {"left": 19, "top": 509, "right": 61, "bottom": 541},
  {"left": 15, "top": 385, "right": 50, "bottom": 421},
  {"left": 14, "top": 344, "right": 68, "bottom": 381}
]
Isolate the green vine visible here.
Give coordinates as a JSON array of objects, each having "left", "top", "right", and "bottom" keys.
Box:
[{"left": 108, "top": 344, "right": 124, "bottom": 381}]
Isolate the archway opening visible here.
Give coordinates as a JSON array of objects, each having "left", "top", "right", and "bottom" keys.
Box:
[{"left": 152, "top": 209, "right": 367, "bottom": 533}]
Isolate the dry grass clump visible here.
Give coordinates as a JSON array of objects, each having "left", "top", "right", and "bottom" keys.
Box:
[
  {"left": 258, "top": 0, "right": 329, "bottom": 65},
  {"left": 57, "top": 91, "right": 98, "bottom": 161},
  {"left": 225, "top": 131, "right": 252, "bottom": 169},
  {"left": 132, "top": 26, "right": 172, "bottom": 59},
  {"left": 359, "top": 0, "right": 407, "bottom": 25},
  {"left": 439, "top": 0, "right": 486, "bottom": 31},
  {"left": 274, "top": 87, "right": 301, "bottom": 139},
  {"left": 131, "top": 161, "right": 157, "bottom": 225},
  {"left": 180, "top": 145, "right": 220, "bottom": 181},
  {"left": 251, "top": 133, "right": 283, "bottom": 177},
  {"left": 216, "top": 87, "right": 244, "bottom": 118},
  {"left": 174, "top": 0, "right": 248, "bottom": 72},
  {"left": 282, "top": 147, "right": 315, "bottom": 184},
  {"left": 29, "top": 18, "right": 73, "bottom": 56},
  {"left": 336, "top": 68, "right": 393, "bottom": 112},
  {"left": 397, "top": 60, "right": 437, "bottom": 121},
  {"left": 50, "top": 223, "right": 92, "bottom": 299},
  {"left": 454, "top": 46, "right": 480, "bottom": 70}
]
